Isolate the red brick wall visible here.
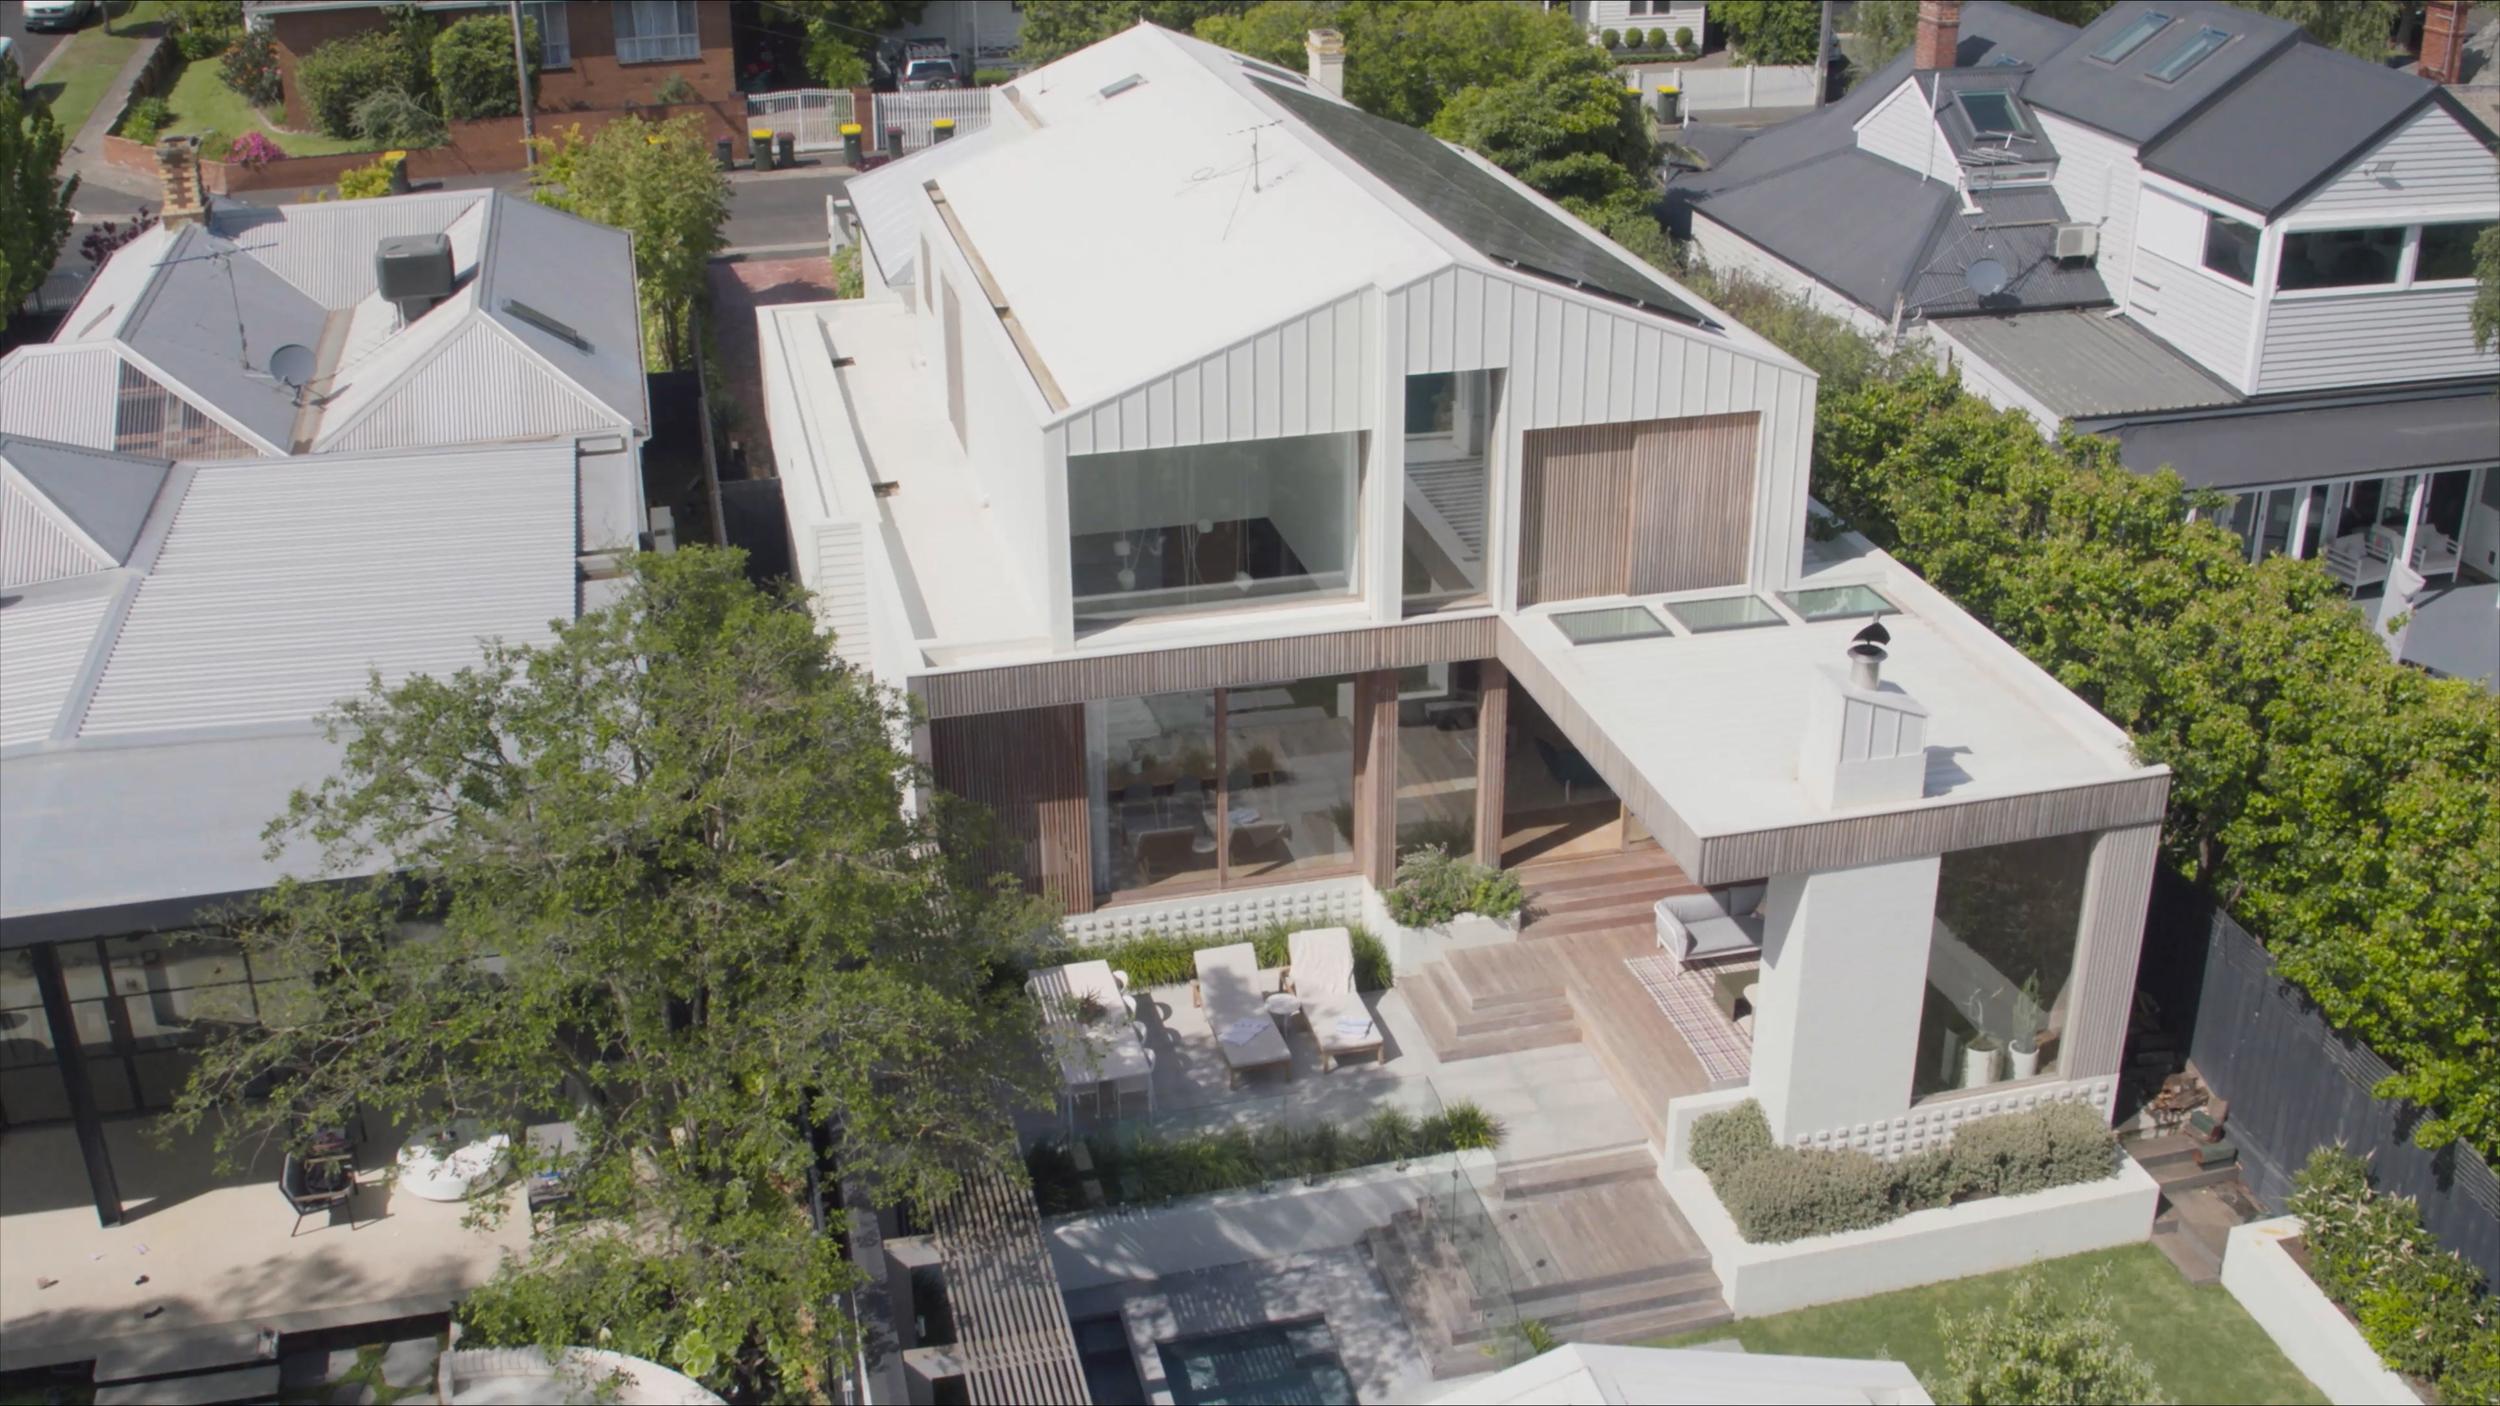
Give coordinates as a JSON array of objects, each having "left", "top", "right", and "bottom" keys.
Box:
[{"left": 270, "top": 1, "right": 737, "bottom": 133}]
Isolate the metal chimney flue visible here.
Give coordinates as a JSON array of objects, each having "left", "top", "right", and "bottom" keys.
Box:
[{"left": 1848, "top": 641, "right": 1886, "bottom": 691}]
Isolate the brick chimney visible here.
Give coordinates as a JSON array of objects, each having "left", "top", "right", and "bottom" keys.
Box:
[
  {"left": 2418, "top": 0, "right": 2469, "bottom": 83},
  {"left": 156, "top": 135, "right": 207, "bottom": 228},
  {"left": 1306, "top": 28, "right": 1346, "bottom": 98},
  {"left": 1915, "top": 0, "right": 1963, "bottom": 70}
]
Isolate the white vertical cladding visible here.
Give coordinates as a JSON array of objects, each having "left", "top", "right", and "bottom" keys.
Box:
[
  {"left": 1042, "top": 425, "right": 1074, "bottom": 650},
  {"left": 2293, "top": 106, "right": 2500, "bottom": 219},
  {"left": 1056, "top": 289, "right": 1373, "bottom": 456},
  {"left": 2034, "top": 111, "right": 2144, "bottom": 312}
]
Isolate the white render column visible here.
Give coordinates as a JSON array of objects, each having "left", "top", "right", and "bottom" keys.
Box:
[{"left": 1750, "top": 855, "right": 1942, "bottom": 1144}]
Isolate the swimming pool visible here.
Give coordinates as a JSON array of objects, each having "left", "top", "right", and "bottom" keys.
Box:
[{"left": 1157, "top": 1319, "right": 1356, "bottom": 1406}]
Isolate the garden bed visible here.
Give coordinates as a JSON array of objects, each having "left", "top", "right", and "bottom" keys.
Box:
[
  {"left": 1026, "top": 1101, "right": 1498, "bottom": 1214},
  {"left": 146, "top": 55, "right": 374, "bottom": 157},
  {"left": 1041, "top": 921, "right": 1394, "bottom": 994},
  {"left": 2223, "top": 1218, "right": 2420, "bottom": 1405}
]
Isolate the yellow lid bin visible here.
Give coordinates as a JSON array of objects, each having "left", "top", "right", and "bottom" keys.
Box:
[{"left": 933, "top": 117, "right": 957, "bottom": 143}]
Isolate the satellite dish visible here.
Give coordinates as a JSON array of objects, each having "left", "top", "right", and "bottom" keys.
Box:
[
  {"left": 268, "top": 343, "right": 315, "bottom": 388},
  {"left": 1963, "top": 258, "right": 2009, "bottom": 298}
]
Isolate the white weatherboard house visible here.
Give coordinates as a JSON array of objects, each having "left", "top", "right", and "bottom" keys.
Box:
[
  {"left": 1674, "top": 0, "right": 2500, "bottom": 684},
  {"left": 766, "top": 10, "right": 2170, "bottom": 1282}
]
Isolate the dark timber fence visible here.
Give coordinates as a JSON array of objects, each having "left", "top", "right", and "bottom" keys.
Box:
[{"left": 2138, "top": 871, "right": 2500, "bottom": 1282}]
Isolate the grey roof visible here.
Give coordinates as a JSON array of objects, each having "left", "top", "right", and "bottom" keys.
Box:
[
  {"left": 2401, "top": 582, "right": 2497, "bottom": 691},
  {"left": 118, "top": 223, "right": 326, "bottom": 451},
  {"left": 2018, "top": 1, "right": 2298, "bottom": 145},
  {"left": 209, "top": 191, "right": 484, "bottom": 307},
  {"left": 2138, "top": 41, "right": 2461, "bottom": 215},
  {"left": 1939, "top": 310, "right": 2239, "bottom": 417},
  {"left": 0, "top": 437, "right": 173, "bottom": 566},
  {"left": 1918, "top": 68, "right": 2062, "bottom": 165},
  {"left": 1906, "top": 185, "right": 2110, "bottom": 316},
  {"left": 0, "top": 344, "right": 124, "bottom": 448},
  {"left": 2082, "top": 386, "right": 2500, "bottom": 491},
  {"left": 476, "top": 196, "right": 651, "bottom": 432}
]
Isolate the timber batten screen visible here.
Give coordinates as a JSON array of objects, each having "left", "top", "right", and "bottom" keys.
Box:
[
  {"left": 930, "top": 1162, "right": 1090, "bottom": 1404},
  {"left": 1518, "top": 412, "right": 1760, "bottom": 605},
  {"left": 930, "top": 705, "right": 1093, "bottom": 914}
]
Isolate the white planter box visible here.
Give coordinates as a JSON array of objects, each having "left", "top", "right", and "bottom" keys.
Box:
[
  {"left": 2222, "top": 1217, "right": 2418, "bottom": 1406},
  {"left": 1362, "top": 886, "right": 1521, "bottom": 972},
  {"left": 1662, "top": 1158, "right": 2160, "bottom": 1317}
]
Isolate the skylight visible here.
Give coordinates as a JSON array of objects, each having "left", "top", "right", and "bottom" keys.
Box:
[
  {"left": 1957, "top": 90, "right": 2025, "bottom": 135},
  {"left": 1100, "top": 74, "right": 1146, "bottom": 99},
  {"left": 1553, "top": 606, "right": 1670, "bottom": 645},
  {"left": 1779, "top": 585, "right": 1897, "bottom": 622},
  {"left": 2148, "top": 26, "right": 2230, "bottom": 82},
  {"left": 1663, "top": 595, "right": 1785, "bottom": 634},
  {"left": 2092, "top": 10, "right": 2171, "bottom": 63}
]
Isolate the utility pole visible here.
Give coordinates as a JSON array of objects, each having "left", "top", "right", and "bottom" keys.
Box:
[
  {"left": 1814, "top": 0, "right": 1836, "bottom": 107},
  {"left": 509, "top": 0, "right": 537, "bottom": 168}
]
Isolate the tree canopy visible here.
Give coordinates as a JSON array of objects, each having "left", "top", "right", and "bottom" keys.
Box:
[
  {"left": 1017, "top": 0, "right": 1254, "bottom": 65},
  {"left": 1, "top": 50, "right": 76, "bottom": 332},
  {"left": 173, "top": 548, "right": 1055, "bottom": 1398},
  {"left": 1715, "top": 0, "right": 1824, "bottom": 64},
  {"left": 2472, "top": 224, "right": 2500, "bottom": 355},
  {"left": 1936, "top": 1270, "right": 2168, "bottom": 1404},
  {"left": 773, "top": 0, "right": 927, "bottom": 86},
  {"left": 528, "top": 114, "right": 729, "bottom": 371}
]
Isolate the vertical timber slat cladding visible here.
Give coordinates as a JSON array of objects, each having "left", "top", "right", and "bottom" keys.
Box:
[
  {"left": 1473, "top": 659, "right": 1511, "bottom": 868},
  {"left": 915, "top": 617, "right": 1497, "bottom": 717},
  {"left": 1518, "top": 412, "right": 1762, "bottom": 605},
  {"left": 2058, "top": 823, "right": 2163, "bottom": 1080},
  {"left": 1352, "top": 671, "right": 1400, "bottom": 886},
  {"left": 928, "top": 705, "right": 1092, "bottom": 914}
]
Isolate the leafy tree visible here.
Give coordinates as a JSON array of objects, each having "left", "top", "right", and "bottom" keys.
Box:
[
  {"left": 1, "top": 51, "right": 76, "bottom": 334},
  {"left": 771, "top": 1, "right": 927, "bottom": 87},
  {"left": 2471, "top": 224, "right": 2500, "bottom": 355},
  {"left": 299, "top": 31, "right": 427, "bottom": 140},
  {"left": 172, "top": 548, "right": 1055, "bottom": 1399},
  {"left": 1843, "top": 0, "right": 1921, "bottom": 73},
  {"left": 1715, "top": 0, "right": 1824, "bottom": 63},
  {"left": 1936, "top": 1270, "right": 2167, "bottom": 1404},
  {"left": 2234, "top": 0, "right": 2402, "bottom": 60},
  {"left": 529, "top": 114, "right": 731, "bottom": 371},
  {"left": 81, "top": 206, "right": 158, "bottom": 271},
  {"left": 1192, "top": 0, "right": 1341, "bottom": 69},
  {"left": 1018, "top": 1, "right": 1253, "bottom": 65},
  {"left": 220, "top": 29, "right": 284, "bottom": 107},
  {"left": 1335, "top": 0, "right": 1586, "bottom": 129},
  {"left": 351, "top": 88, "right": 446, "bottom": 148},
  {"left": 430, "top": 12, "right": 538, "bottom": 122},
  {"left": 1428, "top": 42, "right": 1666, "bottom": 257}
]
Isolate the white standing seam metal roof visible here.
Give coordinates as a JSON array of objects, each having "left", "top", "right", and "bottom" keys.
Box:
[
  {"left": 0, "top": 344, "right": 126, "bottom": 449},
  {"left": 0, "top": 586, "right": 119, "bottom": 747},
  {"left": 845, "top": 121, "right": 1010, "bottom": 288},
  {"left": 77, "top": 447, "right": 578, "bottom": 738}
]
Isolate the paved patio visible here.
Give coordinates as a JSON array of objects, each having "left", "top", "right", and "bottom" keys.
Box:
[{"left": 0, "top": 1115, "right": 529, "bottom": 1369}]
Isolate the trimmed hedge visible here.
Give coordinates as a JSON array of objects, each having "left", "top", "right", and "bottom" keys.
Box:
[
  {"left": 1027, "top": 1100, "right": 1503, "bottom": 1214},
  {"left": 2288, "top": 1146, "right": 2498, "bottom": 1400},
  {"left": 1044, "top": 922, "right": 1392, "bottom": 992},
  {"left": 1689, "top": 1098, "right": 2122, "bottom": 1244},
  {"left": 431, "top": 12, "right": 535, "bottom": 121},
  {"left": 299, "top": 31, "right": 419, "bottom": 140}
]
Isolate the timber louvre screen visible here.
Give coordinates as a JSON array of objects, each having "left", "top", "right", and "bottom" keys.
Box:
[{"left": 1518, "top": 411, "right": 1758, "bottom": 604}]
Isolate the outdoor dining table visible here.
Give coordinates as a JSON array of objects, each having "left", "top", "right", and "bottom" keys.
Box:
[{"left": 1033, "top": 959, "right": 1152, "bottom": 1132}]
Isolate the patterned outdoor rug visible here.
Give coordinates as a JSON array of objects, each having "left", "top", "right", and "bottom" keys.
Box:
[{"left": 1625, "top": 954, "right": 1756, "bottom": 1086}]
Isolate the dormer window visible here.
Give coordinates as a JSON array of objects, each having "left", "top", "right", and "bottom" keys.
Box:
[
  {"left": 2091, "top": 10, "right": 2171, "bottom": 63},
  {"left": 2148, "top": 26, "right": 2230, "bottom": 82},
  {"left": 1956, "top": 90, "right": 2025, "bottom": 136}
]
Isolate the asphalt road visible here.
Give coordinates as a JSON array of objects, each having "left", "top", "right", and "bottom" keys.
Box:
[{"left": 2, "top": 3, "right": 78, "bottom": 81}]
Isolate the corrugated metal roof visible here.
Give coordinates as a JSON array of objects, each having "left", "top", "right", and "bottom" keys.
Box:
[
  {"left": 59, "top": 225, "right": 178, "bottom": 344},
  {"left": 78, "top": 445, "right": 578, "bottom": 737},
  {"left": 0, "top": 584, "right": 118, "bottom": 746},
  {"left": 117, "top": 223, "right": 323, "bottom": 452},
  {"left": 1942, "top": 311, "right": 2241, "bottom": 417},
  {"left": 847, "top": 123, "right": 1009, "bottom": 286},
  {"left": 2138, "top": 42, "right": 2443, "bottom": 216},
  {"left": 1906, "top": 186, "right": 2110, "bottom": 318},
  {"left": 0, "top": 345, "right": 125, "bottom": 448},
  {"left": 209, "top": 192, "right": 485, "bottom": 307},
  {"left": 2, "top": 475, "right": 112, "bottom": 588},
  {"left": 315, "top": 309, "right": 613, "bottom": 453},
  {"left": 0, "top": 437, "right": 174, "bottom": 570},
  {"left": 478, "top": 197, "right": 650, "bottom": 432}
]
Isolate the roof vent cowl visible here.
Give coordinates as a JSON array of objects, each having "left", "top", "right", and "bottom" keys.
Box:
[{"left": 376, "top": 233, "right": 455, "bottom": 325}]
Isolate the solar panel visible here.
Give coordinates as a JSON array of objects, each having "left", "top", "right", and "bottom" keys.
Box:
[{"left": 1255, "top": 79, "right": 1713, "bottom": 328}]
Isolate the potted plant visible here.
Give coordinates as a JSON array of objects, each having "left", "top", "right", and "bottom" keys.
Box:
[
  {"left": 1384, "top": 845, "right": 1526, "bottom": 948},
  {"left": 2006, "top": 975, "right": 2047, "bottom": 1079}
]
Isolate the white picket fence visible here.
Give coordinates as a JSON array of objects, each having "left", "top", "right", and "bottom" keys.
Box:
[
  {"left": 869, "top": 91, "right": 993, "bottom": 155},
  {"left": 745, "top": 89, "right": 859, "bottom": 153},
  {"left": 1620, "top": 62, "right": 1819, "bottom": 113}
]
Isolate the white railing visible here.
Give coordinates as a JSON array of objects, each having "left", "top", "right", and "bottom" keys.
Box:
[
  {"left": 746, "top": 89, "right": 859, "bottom": 152},
  {"left": 869, "top": 91, "right": 992, "bottom": 155}
]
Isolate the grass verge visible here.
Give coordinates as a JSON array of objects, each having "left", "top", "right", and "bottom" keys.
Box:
[
  {"left": 1646, "top": 1243, "right": 2326, "bottom": 1405},
  {"left": 151, "top": 56, "right": 372, "bottom": 158},
  {"left": 23, "top": 2, "right": 169, "bottom": 142}
]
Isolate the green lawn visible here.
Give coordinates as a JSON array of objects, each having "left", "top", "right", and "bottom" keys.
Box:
[
  {"left": 23, "top": 1, "right": 169, "bottom": 141},
  {"left": 149, "top": 54, "right": 372, "bottom": 157},
  {"left": 1647, "top": 1244, "right": 2326, "bottom": 1405}
]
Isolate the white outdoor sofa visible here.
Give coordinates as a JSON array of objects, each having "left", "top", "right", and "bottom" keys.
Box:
[{"left": 1655, "top": 882, "right": 1768, "bottom": 965}]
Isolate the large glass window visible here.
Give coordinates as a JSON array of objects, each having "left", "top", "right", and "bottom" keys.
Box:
[
  {"left": 613, "top": 0, "right": 699, "bottom": 64},
  {"left": 2278, "top": 227, "right": 2405, "bottom": 291},
  {"left": 2201, "top": 214, "right": 2258, "bottom": 285},
  {"left": 2417, "top": 222, "right": 2494, "bottom": 283},
  {"left": 1403, "top": 371, "right": 1497, "bottom": 615},
  {"left": 1, "top": 933, "right": 261, "bottom": 1127},
  {"left": 1069, "top": 432, "right": 1364, "bottom": 631},
  {"left": 1914, "top": 833, "right": 2094, "bottom": 1097},
  {"left": 521, "top": 1, "right": 570, "bottom": 68},
  {"left": 1396, "top": 662, "right": 1481, "bottom": 861},
  {"left": 1090, "top": 679, "right": 1359, "bottom": 899}
]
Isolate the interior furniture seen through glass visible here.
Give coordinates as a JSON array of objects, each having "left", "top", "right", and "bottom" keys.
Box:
[
  {"left": 1396, "top": 661, "right": 1482, "bottom": 861},
  {"left": 1778, "top": 584, "right": 1896, "bottom": 621},
  {"left": 1403, "top": 370, "right": 1500, "bottom": 615},
  {"left": 1664, "top": 594, "right": 1786, "bottom": 633},
  {"left": 2278, "top": 226, "right": 2404, "bottom": 291},
  {"left": 1913, "top": 832, "right": 2093, "bottom": 1098},
  {"left": 1553, "top": 605, "right": 1669, "bottom": 644},
  {"left": 1089, "top": 679, "right": 1358, "bottom": 900},
  {"left": 1, "top": 933, "right": 265, "bottom": 1127},
  {"left": 1069, "top": 431, "right": 1364, "bottom": 631}
]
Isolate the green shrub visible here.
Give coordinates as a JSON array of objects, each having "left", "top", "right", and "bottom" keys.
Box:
[
  {"left": 830, "top": 241, "right": 863, "bottom": 299},
  {"left": 335, "top": 154, "right": 399, "bottom": 201},
  {"left": 1676, "top": 25, "right": 1697, "bottom": 56},
  {"left": 220, "top": 29, "right": 283, "bottom": 108},
  {"left": 1938, "top": 1268, "right": 2168, "bottom": 1405},
  {"left": 120, "top": 96, "right": 173, "bottom": 144},
  {"left": 972, "top": 67, "right": 1014, "bottom": 87},
  {"left": 1689, "top": 1100, "right": 1775, "bottom": 1179},
  {"left": 1600, "top": 28, "right": 1621, "bottom": 48},
  {"left": 1950, "top": 1102, "right": 2117, "bottom": 1198},
  {"left": 299, "top": 31, "right": 420, "bottom": 139},
  {"left": 352, "top": 88, "right": 446, "bottom": 148},
  {"left": 1035, "top": 1099, "right": 1503, "bottom": 1210},
  {"left": 1384, "top": 845, "right": 1525, "bottom": 927},
  {"left": 2290, "top": 1146, "right": 2494, "bottom": 1387},
  {"left": 1718, "top": 1143, "right": 1897, "bottom": 1243},
  {"left": 2440, "top": 1326, "right": 2500, "bottom": 1406},
  {"left": 1361, "top": 1107, "right": 1419, "bottom": 1164},
  {"left": 1647, "top": 27, "right": 1669, "bottom": 50},
  {"left": 1044, "top": 923, "right": 1392, "bottom": 993},
  {"left": 432, "top": 12, "right": 536, "bottom": 121},
  {"left": 653, "top": 71, "right": 698, "bottom": 106},
  {"left": 1429, "top": 1102, "right": 1505, "bottom": 1151},
  {"left": 1890, "top": 1144, "right": 1966, "bottom": 1212}
]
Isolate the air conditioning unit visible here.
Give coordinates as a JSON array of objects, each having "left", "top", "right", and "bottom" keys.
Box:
[{"left": 2054, "top": 223, "right": 2100, "bottom": 262}]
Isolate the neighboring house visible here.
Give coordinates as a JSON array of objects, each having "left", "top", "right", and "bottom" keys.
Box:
[
  {"left": 1571, "top": 1, "right": 1710, "bottom": 47},
  {"left": 892, "top": 0, "right": 1030, "bottom": 75},
  {"left": 769, "top": 16, "right": 2171, "bottom": 1219},
  {"left": 0, "top": 187, "right": 653, "bottom": 1230},
  {"left": 243, "top": 0, "right": 733, "bottom": 133},
  {"left": 1670, "top": 0, "right": 2500, "bottom": 682}
]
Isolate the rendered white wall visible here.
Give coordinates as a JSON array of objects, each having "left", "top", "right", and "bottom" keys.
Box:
[
  {"left": 2223, "top": 1217, "right": 2415, "bottom": 1406},
  {"left": 1751, "top": 857, "right": 1941, "bottom": 1143}
]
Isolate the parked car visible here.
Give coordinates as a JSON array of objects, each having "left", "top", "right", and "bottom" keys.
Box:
[
  {"left": 900, "top": 55, "right": 962, "bottom": 91},
  {"left": 20, "top": 0, "right": 100, "bottom": 34}
]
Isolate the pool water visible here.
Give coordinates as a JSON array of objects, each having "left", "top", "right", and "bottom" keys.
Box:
[{"left": 1157, "top": 1320, "right": 1356, "bottom": 1406}]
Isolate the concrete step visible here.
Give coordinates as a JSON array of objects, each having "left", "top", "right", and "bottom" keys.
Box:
[
  {"left": 1559, "top": 1293, "right": 1734, "bottom": 1346},
  {"left": 1497, "top": 1146, "right": 1657, "bottom": 1201},
  {"left": 2125, "top": 1132, "right": 2204, "bottom": 1170},
  {"left": 2152, "top": 1214, "right": 2224, "bottom": 1285},
  {"left": 95, "top": 1364, "right": 281, "bottom": 1406},
  {"left": 1519, "top": 906, "right": 1663, "bottom": 940},
  {"left": 91, "top": 1329, "right": 266, "bottom": 1385}
]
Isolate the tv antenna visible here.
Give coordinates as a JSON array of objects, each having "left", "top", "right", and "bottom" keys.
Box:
[{"left": 1231, "top": 119, "right": 1282, "bottom": 193}]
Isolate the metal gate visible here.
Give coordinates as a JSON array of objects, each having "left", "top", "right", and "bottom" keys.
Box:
[{"left": 744, "top": 89, "right": 858, "bottom": 152}]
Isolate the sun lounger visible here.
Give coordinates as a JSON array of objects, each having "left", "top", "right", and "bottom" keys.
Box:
[
  {"left": 1285, "top": 927, "right": 1384, "bottom": 1072},
  {"left": 1193, "top": 943, "right": 1291, "bottom": 1086}
]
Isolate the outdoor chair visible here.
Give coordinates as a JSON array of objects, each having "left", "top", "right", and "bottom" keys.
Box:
[
  {"left": 1533, "top": 735, "right": 1604, "bottom": 804},
  {"left": 2411, "top": 528, "right": 2461, "bottom": 579},
  {"left": 280, "top": 1151, "right": 356, "bottom": 1236},
  {"left": 2324, "top": 533, "right": 2388, "bottom": 595},
  {"left": 1283, "top": 927, "right": 1383, "bottom": 1072},
  {"left": 1192, "top": 943, "right": 1292, "bottom": 1087},
  {"left": 1656, "top": 882, "right": 1768, "bottom": 966}
]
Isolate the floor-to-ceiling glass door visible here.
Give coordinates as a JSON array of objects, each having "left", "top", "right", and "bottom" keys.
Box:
[{"left": 1500, "top": 688, "right": 1629, "bottom": 866}]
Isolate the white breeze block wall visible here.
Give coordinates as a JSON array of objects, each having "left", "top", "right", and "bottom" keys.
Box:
[
  {"left": 2223, "top": 1217, "right": 2416, "bottom": 1406},
  {"left": 1058, "top": 875, "right": 1366, "bottom": 945},
  {"left": 1664, "top": 1159, "right": 2160, "bottom": 1317}
]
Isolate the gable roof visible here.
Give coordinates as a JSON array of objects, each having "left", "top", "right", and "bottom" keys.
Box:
[
  {"left": 0, "top": 344, "right": 124, "bottom": 449},
  {"left": 2020, "top": 0, "right": 2298, "bottom": 145},
  {"left": 0, "top": 437, "right": 174, "bottom": 584}
]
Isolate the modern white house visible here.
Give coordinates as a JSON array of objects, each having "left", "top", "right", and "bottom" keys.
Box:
[
  {"left": 1672, "top": 0, "right": 2499, "bottom": 681},
  {"left": 768, "top": 17, "right": 2171, "bottom": 1328}
]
